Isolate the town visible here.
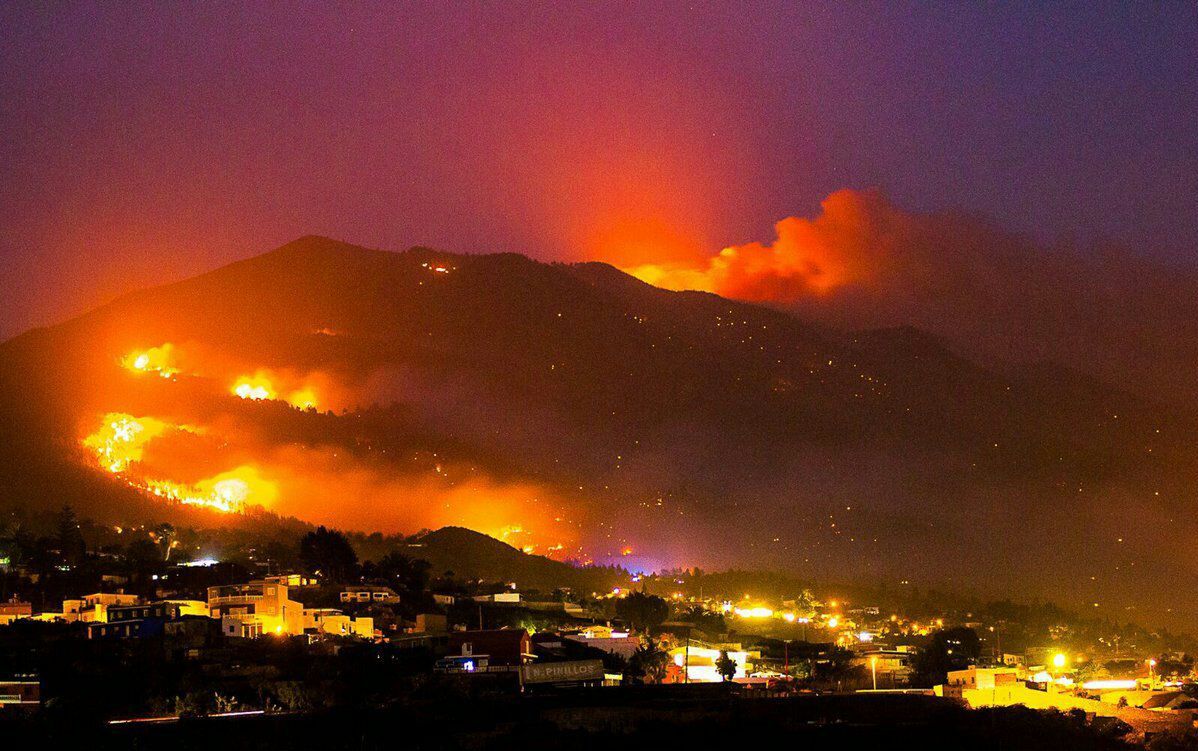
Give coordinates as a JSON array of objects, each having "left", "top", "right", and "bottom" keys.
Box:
[{"left": 1, "top": 509, "right": 1195, "bottom": 747}]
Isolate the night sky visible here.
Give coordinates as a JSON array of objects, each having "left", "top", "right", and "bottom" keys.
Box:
[{"left": 1, "top": 2, "right": 1195, "bottom": 340}]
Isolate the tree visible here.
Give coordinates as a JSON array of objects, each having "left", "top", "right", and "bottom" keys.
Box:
[
  {"left": 56, "top": 505, "right": 86, "bottom": 566},
  {"left": 615, "top": 591, "right": 669, "bottom": 631},
  {"left": 680, "top": 605, "right": 726, "bottom": 635},
  {"left": 912, "top": 626, "right": 982, "bottom": 687},
  {"left": 126, "top": 537, "right": 163, "bottom": 574},
  {"left": 373, "top": 551, "right": 431, "bottom": 593},
  {"left": 813, "top": 646, "right": 862, "bottom": 686},
  {"left": 715, "top": 649, "right": 738, "bottom": 682},
  {"left": 627, "top": 638, "right": 670, "bottom": 684},
  {"left": 299, "top": 526, "right": 359, "bottom": 582}
]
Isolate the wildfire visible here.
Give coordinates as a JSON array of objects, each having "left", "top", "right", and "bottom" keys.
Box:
[
  {"left": 122, "top": 344, "right": 180, "bottom": 378},
  {"left": 232, "top": 373, "right": 277, "bottom": 401},
  {"left": 82, "top": 413, "right": 275, "bottom": 514},
  {"left": 144, "top": 466, "right": 276, "bottom": 513},
  {"left": 231, "top": 371, "right": 320, "bottom": 410},
  {"left": 82, "top": 413, "right": 171, "bottom": 473}
]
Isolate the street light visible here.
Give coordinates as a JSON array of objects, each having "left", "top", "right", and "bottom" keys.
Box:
[{"left": 1052, "top": 652, "right": 1067, "bottom": 670}]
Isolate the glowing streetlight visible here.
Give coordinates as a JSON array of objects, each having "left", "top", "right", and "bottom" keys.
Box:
[{"left": 1052, "top": 652, "right": 1067, "bottom": 669}]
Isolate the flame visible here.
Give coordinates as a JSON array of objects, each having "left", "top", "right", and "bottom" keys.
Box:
[
  {"left": 232, "top": 370, "right": 320, "bottom": 409},
  {"left": 82, "top": 413, "right": 274, "bottom": 514},
  {"left": 286, "top": 387, "right": 318, "bottom": 410},
  {"left": 144, "top": 466, "right": 276, "bottom": 513},
  {"left": 232, "top": 372, "right": 277, "bottom": 401},
  {"left": 122, "top": 344, "right": 180, "bottom": 378},
  {"left": 82, "top": 413, "right": 171, "bottom": 473}
]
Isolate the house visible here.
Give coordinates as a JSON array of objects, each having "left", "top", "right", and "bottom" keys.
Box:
[
  {"left": 164, "top": 599, "right": 209, "bottom": 617},
  {"left": 32, "top": 592, "right": 140, "bottom": 623},
  {"left": 208, "top": 575, "right": 304, "bottom": 637},
  {"left": 440, "top": 629, "right": 533, "bottom": 672},
  {"left": 340, "top": 585, "right": 400, "bottom": 604},
  {"left": 414, "top": 613, "right": 448, "bottom": 634},
  {"left": 666, "top": 643, "right": 756, "bottom": 683},
  {"left": 72, "top": 592, "right": 140, "bottom": 622},
  {"left": 565, "top": 627, "right": 641, "bottom": 659},
  {"left": 0, "top": 597, "right": 32, "bottom": 625},
  {"left": 87, "top": 602, "right": 182, "bottom": 639},
  {"left": 164, "top": 615, "right": 223, "bottom": 652},
  {"left": 473, "top": 592, "right": 521, "bottom": 604},
  {"left": 943, "top": 667, "right": 1021, "bottom": 697},
  {"left": 302, "top": 608, "right": 374, "bottom": 639},
  {"left": 853, "top": 648, "right": 915, "bottom": 687}
]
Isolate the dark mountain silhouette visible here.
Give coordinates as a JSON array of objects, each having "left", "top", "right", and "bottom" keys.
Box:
[
  {"left": 406, "top": 526, "right": 621, "bottom": 592},
  {"left": 0, "top": 236, "right": 1194, "bottom": 628}
]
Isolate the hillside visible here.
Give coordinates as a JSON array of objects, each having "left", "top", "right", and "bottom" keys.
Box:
[
  {"left": 0, "top": 236, "right": 1194, "bottom": 627},
  {"left": 406, "top": 526, "right": 622, "bottom": 593}
]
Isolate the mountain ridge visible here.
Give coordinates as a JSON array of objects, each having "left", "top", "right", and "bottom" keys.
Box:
[{"left": 0, "top": 236, "right": 1194, "bottom": 629}]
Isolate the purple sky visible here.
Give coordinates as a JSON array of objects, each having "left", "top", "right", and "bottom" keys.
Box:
[{"left": 1, "top": 1, "right": 1195, "bottom": 339}]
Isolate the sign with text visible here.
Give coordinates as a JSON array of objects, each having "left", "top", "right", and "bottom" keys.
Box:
[{"left": 521, "top": 659, "right": 605, "bottom": 684}]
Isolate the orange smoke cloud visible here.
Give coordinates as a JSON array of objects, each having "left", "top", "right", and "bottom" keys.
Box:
[
  {"left": 254, "top": 444, "right": 581, "bottom": 557},
  {"left": 620, "top": 187, "right": 1198, "bottom": 407},
  {"left": 624, "top": 189, "right": 900, "bottom": 301}
]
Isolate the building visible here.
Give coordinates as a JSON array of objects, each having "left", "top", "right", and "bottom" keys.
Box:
[
  {"left": 667, "top": 643, "right": 756, "bottom": 683},
  {"left": 40, "top": 592, "right": 140, "bottom": 623},
  {"left": 854, "top": 648, "right": 915, "bottom": 687},
  {"left": 565, "top": 626, "right": 641, "bottom": 660},
  {"left": 0, "top": 677, "right": 40, "bottom": 711},
  {"left": 208, "top": 575, "right": 304, "bottom": 637},
  {"left": 340, "top": 585, "right": 400, "bottom": 604},
  {"left": 163, "top": 615, "right": 223, "bottom": 653},
  {"left": 414, "top": 613, "right": 448, "bottom": 634},
  {"left": 164, "top": 599, "right": 209, "bottom": 617},
  {"left": 473, "top": 592, "right": 521, "bottom": 604},
  {"left": 942, "top": 667, "right": 1021, "bottom": 697},
  {"left": 439, "top": 629, "right": 533, "bottom": 673},
  {"left": 0, "top": 597, "right": 32, "bottom": 625},
  {"left": 302, "top": 608, "right": 374, "bottom": 638},
  {"left": 87, "top": 602, "right": 182, "bottom": 639}
]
